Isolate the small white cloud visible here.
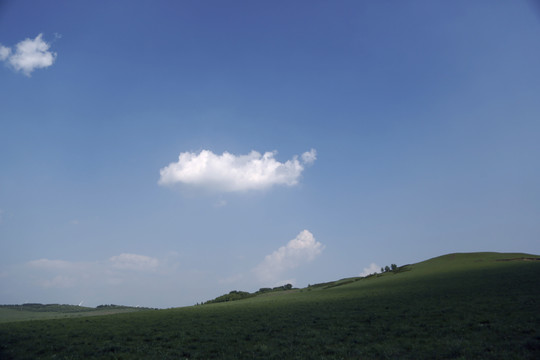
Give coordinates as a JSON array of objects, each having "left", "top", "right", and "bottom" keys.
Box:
[
  {"left": 301, "top": 149, "right": 317, "bottom": 164},
  {"left": 158, "top": 149, "right": 316, "bottom": 192},
  {"left": 359, "top": 263, "right": 380, "bottom": 277},
  {"left": 254, "top": 230, "right": 324, "bottom": 284},
  {"left": 0, "top": 33, "right": 57, "bottom": 76},
  {"left": 109, "top": 253, "right": 159, "bottom": 271}
]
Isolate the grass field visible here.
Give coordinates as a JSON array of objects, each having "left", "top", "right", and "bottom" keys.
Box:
[
  {"left": 1, "top": 252, "right": 539, "bottom": 359},
  {"left": 0, "top": 304, "right": 149, "bottom": 324}
]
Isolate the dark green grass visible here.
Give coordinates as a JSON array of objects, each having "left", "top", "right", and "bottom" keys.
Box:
[{"left": 1, "top": 252, "right": 539, "bottom": 359}]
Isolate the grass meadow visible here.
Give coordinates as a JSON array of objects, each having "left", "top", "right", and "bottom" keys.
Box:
[
  {"left": 0, "top": 252, "right": 539, "bottom": 359},
  {"left": 0, "top": 305, "right": 147, "bottom": 324}
]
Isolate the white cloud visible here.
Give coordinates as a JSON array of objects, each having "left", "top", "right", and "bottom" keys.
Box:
[
  {"left": 0, "top": 45, "right": 10, "bottom": 60},
  {"left": 158, "top": 149, "right": 316, "bottom": 192},
  {"left": 254, "top": 230, "right": 324, "bottom": 284},
  {"left": 109, "top": 253, "right": 159, "bottom": 271},
  {"left": 359, "top": 263, "right": 380, "bottom": 277},
  {"left": 28, "top": 258, "right": 78, "bottom": 270},
  {"left": 0, "top": 33, "right": 57, "bottom": 76},
  {"left": 301, "top": 149, "right": 317, "bottom": 164}
]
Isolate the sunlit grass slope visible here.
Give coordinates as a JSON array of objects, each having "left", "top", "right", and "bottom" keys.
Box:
[{"left": 1, "top": 252, "right": 539, "bottom": 359}]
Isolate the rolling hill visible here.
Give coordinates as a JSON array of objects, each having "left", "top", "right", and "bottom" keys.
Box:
[{"left": 1, "top": 252, "right": 539, "bottom": 359}]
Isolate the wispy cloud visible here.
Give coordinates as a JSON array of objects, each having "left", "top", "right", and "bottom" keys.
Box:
[
  {"left": 0, "top": 253, "right": 215, "bottom": 307},
  {"left": 158, "top": 149, "right": 316, "bottom": 192},
  {"left": 213, "top": 199, "right": 227, "bottom": 208},
  {"left": 109, "top": 253, "right": 159, "bottom": 271},
  {"left": 359, "top": 263, "right": 380, "bottom": 277},
  {"left": 254, "top": 230, "right": 324, "bottom": 285},
  {"left": 25, "top": 253, "right": 161, "bottom": 290},
  {"left": 0, "top": 33, "right": 57, "bottom": 76},
  {"left": 26, "top": 259, "right": 94, "bottom": 289},
  {"left": 28, "top": 258, "right": 80, "bottom": 270},
  {"left": 42, "top": 275, "right": 76, "bottom": 289}
]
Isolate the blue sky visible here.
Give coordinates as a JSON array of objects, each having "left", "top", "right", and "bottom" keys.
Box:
[{"left": 1, "top": 0, "right": 539, "bottom": 308}]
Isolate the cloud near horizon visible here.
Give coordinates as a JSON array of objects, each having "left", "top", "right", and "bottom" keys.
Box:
[
  {"left": 0, "top": 252, "right": 215, "bottom": 308},
  {"left": 359, "top": 263, "right": 380, "bottom": 277},
  {"left": 25, "top": 253, "right": 162, "bottom": 290},
  {"left": 158, "top": 149, "right": 316, "bottom": 192},
  {"left": 254, "top": 230, "right": 324, "bottom": 285},
  {"left": 0, "top": 33, "right": 57, "bottom": 76}
]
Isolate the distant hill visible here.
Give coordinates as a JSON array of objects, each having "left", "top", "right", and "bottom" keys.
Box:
[
  {"left": 0, "top": 303, "right": 154, "bottom": 323},
  {"left": 1, "top": 251, "right": 539, "bottom": 359}
]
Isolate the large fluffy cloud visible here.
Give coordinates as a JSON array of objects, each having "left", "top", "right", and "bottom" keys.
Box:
[
  {"left": 254, "top": 230, "right": 324, "bottom": 285},
  {"left": 0, "top": 34, "right": 57, "bottom": 76},
  {"left": 158, "top": 149, "right": 316, "bottom": 192}
]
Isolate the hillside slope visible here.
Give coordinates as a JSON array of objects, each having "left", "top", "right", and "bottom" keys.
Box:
[{"left": 1, "top": 252, "right": 539, "bottom": 359}]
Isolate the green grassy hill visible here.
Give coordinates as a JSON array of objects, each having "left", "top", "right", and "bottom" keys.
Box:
[{"left": 1, "top": 252, "right": 539, "bottom": 359}]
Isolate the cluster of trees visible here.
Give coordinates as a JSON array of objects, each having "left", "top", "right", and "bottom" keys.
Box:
[
  {"left": 96, "top": 304, "right": 136, "bottom": 309},
  {"left": 256, "top": 284, "right": 293, "bottom": 294},
  {"left": 381, "top": 264, "right": 398, "bottom": 273},
  {"left": 203, "top": 291, "right": 254, "bottom": 304},
  {"left": 203, "top": 284, "right": 294, "bottom": 305}
]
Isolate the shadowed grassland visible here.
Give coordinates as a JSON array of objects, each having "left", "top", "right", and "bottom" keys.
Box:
[{"left": 0, "top": 252, "right": 539, "bottom": 359}]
